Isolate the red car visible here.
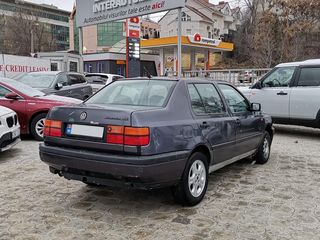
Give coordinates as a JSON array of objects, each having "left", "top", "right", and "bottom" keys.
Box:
[{"left": 0, "top": 78, "right": 81, "bottom": 140}]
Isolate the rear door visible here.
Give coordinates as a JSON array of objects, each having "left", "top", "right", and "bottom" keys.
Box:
[
  {"left": 67, "top": 74, "right": 88, "bottom": 99},
  {"left": 187, "top": 83, "right": 236, "bottom": 164},
  {"left": 249, "top": 66, "right": 296, "bottom": 118},
  {"left": 218, "top": 84, "right": 264, "bottom": 156},
  {"left": 290, "top": 66, "right": 320, "bottom": 120}
]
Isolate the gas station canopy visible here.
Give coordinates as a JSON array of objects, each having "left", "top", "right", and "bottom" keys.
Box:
[{"left": 141, "top": 35, "right": 234, "bottom": 52}]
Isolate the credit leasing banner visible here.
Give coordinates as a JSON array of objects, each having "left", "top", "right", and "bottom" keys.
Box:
[
  {"left": 0, "top": 54, "right": 50, "bottom": 80},
  {"left": 76, "top": 0, "right": 186, "bottom": 27}
]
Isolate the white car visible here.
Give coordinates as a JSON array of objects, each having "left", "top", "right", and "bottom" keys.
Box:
[
  {"left": 241, "top": 59, "right": 320, "bottom": 128},
  {"left": 85, "top": 73, "right": 124, "bottom": 93},
  {"left": 0, "top": 106, "right": 20, "bottom": 152}
]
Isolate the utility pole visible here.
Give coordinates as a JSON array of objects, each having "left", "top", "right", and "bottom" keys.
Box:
[{"left": 177, "top": 8, "right": 182, "bottom": 78}]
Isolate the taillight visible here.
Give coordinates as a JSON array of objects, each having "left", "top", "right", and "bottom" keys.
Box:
[
  {"left": 44, "top": 120, "right": 62, "bottom": 138},
  {"left": 106, "top": 125, "right": 150, "bottom": 146}
]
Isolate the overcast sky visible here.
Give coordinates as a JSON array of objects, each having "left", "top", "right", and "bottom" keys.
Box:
[
  {"left": 26, "top": 0, "right": 240, "bottom": 12},
  {"left": 26, "top": 0, "right": 74, "bottom": 11}
]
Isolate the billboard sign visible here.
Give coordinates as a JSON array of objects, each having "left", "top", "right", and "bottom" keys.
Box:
[
  {"left": 188, "top": 34, "right": 221, "bottom": 47},
  {"left": 0, "top": 54, "right": 50, "bottom": 80},
  {"left": 76, "top": 0, "right": 186, "bottom": 27}
]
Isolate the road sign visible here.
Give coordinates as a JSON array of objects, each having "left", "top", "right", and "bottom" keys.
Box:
[{"left": 76, "top": 0, "right": 186, "bottom": 27}]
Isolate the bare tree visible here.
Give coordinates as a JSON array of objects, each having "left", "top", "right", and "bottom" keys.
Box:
[
  {"left": 231, "top": 0, "right": 320, "bottom": 67},
  {"left": 3, "top": 10, "right": 57, "bottom": 56}
]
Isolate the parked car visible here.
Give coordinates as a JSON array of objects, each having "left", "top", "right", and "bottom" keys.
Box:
[
  {"left": 0, "top": 106, "right": 20, "bottom": 152},
  {"left": 40, "top": 78, "right": 273, "bottom": 206},
  {"left": 0, "top": 77, "right": 82, "bottom": 140},
  {"left": 240, "top": 59, "right": 320, "bottom": 128},
  {"left": 19, "top": 72, "right": 93, "bottom": 100},
  {"left": 85, "top": 73, "right": 124, "bottom": 93},
  {"left": 238, "top": 70, "right": 257, "bottom": 83}
]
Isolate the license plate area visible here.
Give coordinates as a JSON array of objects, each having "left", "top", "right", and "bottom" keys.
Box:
[
  {"left": 65, "top": 124, "right": 104, "bottom": 139},
  {"left": 11, "top": 129, "right": 20, "bottom": 139}
]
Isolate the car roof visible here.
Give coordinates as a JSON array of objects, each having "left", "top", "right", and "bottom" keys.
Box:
[
  {"left": 26, "top": 71, "right": 84, "bottom": 75},
  {"left": 120, "top": 77, "right": 232, "bottom": 85},
  {"left": 276, "top": 59, "right": 320, "bottom": 67},
  {"left": 26, "top": 71, "right": 62, "bottom": 75},
  {"left": 85, "top": 73, "right": 123, "bottom": 77}
]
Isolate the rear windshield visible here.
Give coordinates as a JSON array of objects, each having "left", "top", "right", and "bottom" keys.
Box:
[{"left": 86, "top": 80, "right": 176, "bottom": 107}]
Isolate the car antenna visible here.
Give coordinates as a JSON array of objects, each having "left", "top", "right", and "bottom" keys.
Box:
[{"left": 143, "top": 66, "right": 152, "bottom": 79}]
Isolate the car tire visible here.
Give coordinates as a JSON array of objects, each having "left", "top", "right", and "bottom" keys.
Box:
[
  {"left": 30, "top": 113, "right": 47, "bottom": 141},
  {"left": 254, "top": 132, "right": 271, "bottom": 165},
  {"left": 172, "top": 152, "right": 209, "bottom": 206}
]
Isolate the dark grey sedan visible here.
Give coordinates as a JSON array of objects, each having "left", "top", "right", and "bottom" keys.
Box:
[
  {"left": 40, "top": 78, "right": 274, "bottom": 206},
  {"left": 19, "top": 72, "right": 92, "bottom": 100}
]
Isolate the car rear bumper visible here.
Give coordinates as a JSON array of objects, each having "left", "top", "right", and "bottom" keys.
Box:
[{"left": 39, "top": 144, "right": 189, "bottom": 190}]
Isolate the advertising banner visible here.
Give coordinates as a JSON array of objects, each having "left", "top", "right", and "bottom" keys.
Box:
[
  {"left": 0, "top": 54, "right": 50, "bottom": 80},
  {"left": 76, "top": 0, "right": 186, "bottom": 27}
]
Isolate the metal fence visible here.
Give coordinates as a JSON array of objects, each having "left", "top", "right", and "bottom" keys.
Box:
[{"left": 165, "top": 68, "right": 272, "bottom": 86}]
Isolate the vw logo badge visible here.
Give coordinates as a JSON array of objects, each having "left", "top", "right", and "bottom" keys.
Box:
[{"left": 80, "top": 112, "right": 87, "bottom": 120}]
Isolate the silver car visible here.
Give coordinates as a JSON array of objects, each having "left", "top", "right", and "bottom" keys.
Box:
[{"left": 19, "top": 72, "right": 93, "bottom": 100}]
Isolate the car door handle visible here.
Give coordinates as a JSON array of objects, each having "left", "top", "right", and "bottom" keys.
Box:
[
  {"left": 277, "top": 91, "right": 288, "bottom": 96},
  {"left": 68, "top": 91, "right": 72, "bottom": 94},
  {"left": 200, "top": 122, "right": 209, "bottom": 129}
]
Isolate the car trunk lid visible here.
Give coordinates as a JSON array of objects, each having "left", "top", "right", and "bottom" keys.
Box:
[{"left": 46, "top": 104, "right": 159, "bottom": 154}]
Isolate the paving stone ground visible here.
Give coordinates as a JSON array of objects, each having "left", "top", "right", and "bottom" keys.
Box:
[{"left": 1, "top": 125, "right": 320, "bottom": 240}]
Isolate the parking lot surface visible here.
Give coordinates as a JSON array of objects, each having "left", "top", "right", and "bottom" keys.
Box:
[{"left": 1, "top": 125, "right": 320, "bottom": 240}]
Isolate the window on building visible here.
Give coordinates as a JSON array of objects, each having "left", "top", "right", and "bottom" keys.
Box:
[
  {"left": 176, "top": 12, "right": 191, "bottom": 22},
  {"left": 186, "top": 29, "right": 192, "bottom": 35},
  {"left": 97, "top": 22, "right": 125, "bottom": 47}
]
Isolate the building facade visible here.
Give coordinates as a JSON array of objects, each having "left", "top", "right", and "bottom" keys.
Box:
[
  {"left": 69, "top": 8, "right": 160, "bottom": 54},
  {"left": 0, "top": 0, "right": 70, "bottom": 53},
  {"left": 159, "top": 0, "right": 242, "bottom": 42}
]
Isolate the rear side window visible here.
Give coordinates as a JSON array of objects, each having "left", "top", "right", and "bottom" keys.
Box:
[
  {"left": 188, "top": 83, "right": 225, "bottom": 115},
  {"left": 298, "top": 67, "right": 320, "bottom": 86},
  {"left": 188, "top": 85, "right": 206, "bottom": 115},
  {"left": 86, "top": 80, "right": 176, "bottom": 107},
  {"left": 68, "top": 75, "right": 86, "bottom": 85}
]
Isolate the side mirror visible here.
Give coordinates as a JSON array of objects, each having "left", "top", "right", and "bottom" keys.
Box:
[
  {"left": 55, "top": 83, "right": 63, "bottom": 90},
  {"left": 5, "top": 92, "right": 20, "bottom": 100},
  {"left": 253, "top": 81, "right": 262, "bottom": 89},
  {"left": 250, "top": 103, "right": 261, "bottom": 112}
]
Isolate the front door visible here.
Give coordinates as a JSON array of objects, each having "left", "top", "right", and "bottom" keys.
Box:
[
  {"left": 250, "top": 66, "right": 296, "bottom": 118},
  {"left": 218, "top": 84, "right": 264, "bottom": 156},
  {"left": 187, "top": 83, "right": 237, "bottom": 164}
]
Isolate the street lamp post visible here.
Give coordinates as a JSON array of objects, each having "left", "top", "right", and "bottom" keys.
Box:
[
  {"left": 30, "top": 22, "right": 39, "bottom": 55},
  {"left": 31, "top": 28, "right": 34, "bottom": 54}
]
